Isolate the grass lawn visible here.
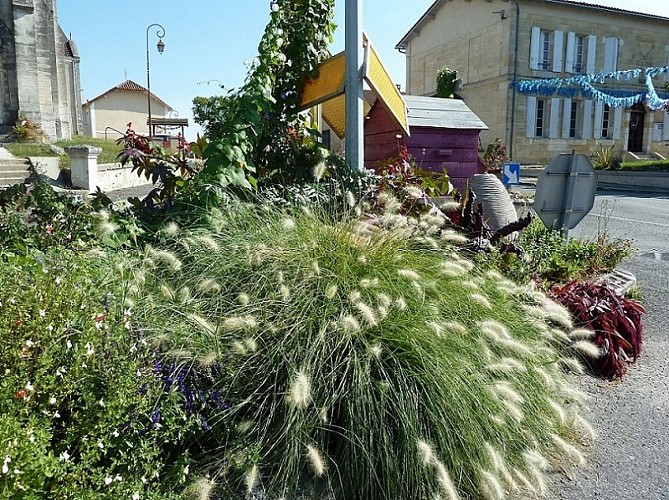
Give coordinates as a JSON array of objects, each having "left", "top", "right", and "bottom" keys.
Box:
[
  {"left": 3, "top": 137, "right": 123, "bottom": 169},
  {"left": 616, "top": 159, "right": 669, "bottom": 172}
]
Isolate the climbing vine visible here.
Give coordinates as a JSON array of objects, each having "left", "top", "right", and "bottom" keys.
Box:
[
  {"left": 193, "top": 0, "right": 336, "bottom": 201},
  {"left": 436, "top": 66, "right": 458, "bottom": 98}
]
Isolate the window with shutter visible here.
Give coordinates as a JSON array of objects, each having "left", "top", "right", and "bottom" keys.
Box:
[
  {"left": 586, "top": 35, "right": 597, "bottom": 74},
  {"left": 562, "top": 98, "right": 572, "bottom": 137},
  {"left": 603, "top": 37, "right": 619, "bottom": 73},
  {"left": 526, "top": 96, "right": 537, "bottom": 137},
  {"left": 553, "top": 31, "right": 564, "bottom": 72}
]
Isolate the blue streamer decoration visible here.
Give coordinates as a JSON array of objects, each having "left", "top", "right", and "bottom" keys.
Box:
[{"left": 512, "top": 66, "right": 669, "bottom": 110}]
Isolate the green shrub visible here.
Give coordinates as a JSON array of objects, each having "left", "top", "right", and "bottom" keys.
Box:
[
  {"left": 130, "top": 201, "right": 595, "bottom": 499},
  {"left": 11, "top": 116, "right": 45, "bottom": 143},
  {"left": 591, "top": 142, "right": 622, "bottom": 170}
]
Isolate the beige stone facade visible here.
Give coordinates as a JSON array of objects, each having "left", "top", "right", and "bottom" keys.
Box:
[{"left": 398, "top": 0, "right": 669, "bottom": 164}]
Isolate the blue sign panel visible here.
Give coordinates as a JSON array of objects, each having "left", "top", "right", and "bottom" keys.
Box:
[{"left": 502, "top": 163, "right": 521, "bottom": 185}]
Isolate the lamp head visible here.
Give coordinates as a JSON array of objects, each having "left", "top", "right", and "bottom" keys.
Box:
[{"left": 157, "top": 38, "right": 165, "bottom": 54}]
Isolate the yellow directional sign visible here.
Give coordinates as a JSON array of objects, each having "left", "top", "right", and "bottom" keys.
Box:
[{"left": 299, "top": 36, "right": 409, "bottom": 139}]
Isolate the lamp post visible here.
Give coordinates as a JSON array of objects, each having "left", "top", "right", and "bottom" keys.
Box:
[{"left": 146, "top": 23, "right": 166, "bottom": 143}]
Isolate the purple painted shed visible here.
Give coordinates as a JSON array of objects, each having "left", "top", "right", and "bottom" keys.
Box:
[{"left": 365, "top": 95, "right": 489, "bottom": 191}]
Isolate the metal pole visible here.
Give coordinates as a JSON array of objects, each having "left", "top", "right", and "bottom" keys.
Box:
[
  {"left": 560, "top": 150, "right": 578, "bottom": 239},
  {"left": 345, "top": 0, "right": 364, "bottom": 171},
  {"left": 146, "top": 23, "right": 165, "bottom": 143}
]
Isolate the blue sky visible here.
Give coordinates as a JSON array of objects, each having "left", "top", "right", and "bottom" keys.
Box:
[{"left": 57, "top": 0, "right": 669, "bottom": 140}]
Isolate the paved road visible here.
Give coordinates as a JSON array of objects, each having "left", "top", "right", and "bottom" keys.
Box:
[{"left": 554, "top": 192, "right": 669, "bottom": 499}]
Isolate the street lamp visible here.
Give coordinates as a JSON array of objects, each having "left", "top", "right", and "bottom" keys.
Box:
[
  {"left": 197, "top": 79, "right": 224, "bottom": 87},
  {"left": 146, "top": 23, "right": 166, "bottom": 143}
]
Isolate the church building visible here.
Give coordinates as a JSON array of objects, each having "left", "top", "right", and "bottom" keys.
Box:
[{"left": 0, "top": 0, "right": 82, "bottom": 140}]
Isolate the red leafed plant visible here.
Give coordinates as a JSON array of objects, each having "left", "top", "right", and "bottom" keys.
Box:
[{"left": 549, "top": 280, "right": 645, "bottom": 380}]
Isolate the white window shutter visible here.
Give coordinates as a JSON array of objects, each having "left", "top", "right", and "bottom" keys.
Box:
[
  {"left": 526, "top": 96, "right": 537, "bottom": 137},
  {"left": 549, "top": 98, "right": 560, "bottom": 138},
  {"left": 565, "top": 32, "right": 576, "bottom": 73},
  {"left": 663, "top": 110, "right": 669, "bottom": 140},
  {"left": 582, "top": 100, "right": 593, "bottom": 139},
  {"left": 603, "top": 37, "right": 619, "bottom": 73},
  {"left": 530, "top": 27, "right": 541, "bottom": 70},
  {"left": 593, "top": 102, "right": 604, "bottom": 138},
  {"left": 552, "top": 31, "right": 564, "bottom": 72},
  {"left": 586, "top": 35, "right": 597, "bottom": 74},
  {"left": 613, "top": 106, "right": 623, "bottom": 139},
  {"left": 562, "top": 98, "right": 572, "bottom": 137}
]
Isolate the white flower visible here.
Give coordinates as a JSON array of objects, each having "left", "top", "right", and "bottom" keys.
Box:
[
  {"left": 99, "top": 399, "right": 105, "bottom": 407},
  {"left": 104, "top": 476, "right": 113, "bottom": 486},
  {"left": 1, "top": 464, "right": 8, "bottom": 474},
  {"left": 25, "top": 382, "right": 34, "bottom": 392},
  {"left": 55, "top": 277, "right": 62, "bottom": 286},
  {"left": 54, "top": 411, "right": 61, "bottom": 419},
  {"left": 49, "top": 397, "right": 56, "bottom": 405},
  {"left": 112, "top": 429, "right": 120, "bottom": 438},
  {"left": 25, "top": 339, "right": 34, "bottom": 348},
  {"left": 38, "top": 309, "right": 46, "bottom": 317},
  {"left": 114, "top": 474, "right": 122, "bottom": 482},
  {"left": 58, "top": 451, "right": 70, "bottom": 462},
  {"left": 85, "top": 342, "right": 95, "bottom": 355},
  {"left": 132, "top": 493, "right": 140, "bottom": 500},
  {"left": 183, "top": 465, "right": 189, "bottom": 476},
  {"left": 97, "top": 441, "right": 104, "bottom": 449},
  {"left": 66, "top": 339, "right": 72, "bottom": 349}
]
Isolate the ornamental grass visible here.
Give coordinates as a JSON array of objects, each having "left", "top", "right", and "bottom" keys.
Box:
[{"left": 129, "top": 200, "right": 597, "bottom": 499}]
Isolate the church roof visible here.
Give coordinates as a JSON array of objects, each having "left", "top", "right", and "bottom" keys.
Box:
[{"left": 84, "top": 80, "right": 174, "bottom": 111}]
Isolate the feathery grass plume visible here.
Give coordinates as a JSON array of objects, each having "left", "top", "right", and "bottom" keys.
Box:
[
  {"left": 444, "top": 321, "right": 468, "bottom": 335},
  {"left": 395, "top": 297, "right": 407, "bottom": 310},
  {"left": 349, "top": 290, "right": 362, "bottom": 302},
  {"left": 345, "top": 190, "right": 357, "bottom": 208},
  {"left": 177, "top": 286, "right": 192, "bottom": 305},
  {"left": 485, "top": 270, "right": 505, "bottom": 281},
  {"left": 569, "top": 327, "right": 595, "bottom": 340},
  {"left": 186, "top": 476, "right": 216, "bottom": 500},
  {"left": 405, "top": 185, "right": 424, "bottom": 199},
  {"left": 511, "top": 468, "right": 536, "bottom": 494},
  {"left": 198, "top": 351, "right": 219, "bottom": 368},
  {"left": 96, "top": 208, "right": 110, "bottom": 222},
  {"left": 360, "top": 277, "right": 379, "bottom": 288},
  {"left": 434, "top": 460, "right": 461, "bottom": 500},
  {"left": 477, "top": 339, "right": 493, "bottom": 362},
  {"left": 571, "top": 411, "right": 596, "bottom": 440},
  {"left": 496, "top": 282, "right": 519, "bottom": 296},
  {"left": 557, "top": 380, "right": 588, "bottom": 405},
  {"left": 533, "top": 366, "right": 554, "bottom": 388},
  {"left": 541, "top": 300, "right": 574, "bottom": 329},
  {"left": 97, "top": 220, "right": 118, "bottom": 238},
  {"left": 561, "top": 357, "right": 585, "bottom": 374},
  {"left": 188, "top": 313, "right": 216, "bottom": 335},
  {"left": 439, "top": 261, "right": 468, "bottom": 278},
  {"left": 339, "top": 314, "right": 361, "bottom": 332},
  {"left": 490, "top": 415, "right": 505, "bottom": 427},
  {"left": 377, "top": 305, "right": 389, "bottom": 319},
  {"left": 238, "top": 292, "right": 250, "bottom": 306},
  {"left": 311, "top": 260, "right": 321, "bottom": 276},
  {"left": 462, "top": 279, "right": 481, "bottom": 290},
  {"left": 522, "top": 449, "right": 549, "bottom": 471},
  {"left": 453, "top": 258, "right": 475, "bottom": 271},
  {"left": 570, "top": 340, "right": 602, "bottom": 358},
  {"left": 500, "top": 399, "right": 524, "bottom": 422},
  {"left": 279, "top": 285, "right": 291, "bottom": 301},
  {"left": 155, "top": 250, "right": 183, "bottom": 272},
  {"left": 527, "top": 466, "right": 547, "bottom": 497},
  {"left": 244, "top": 338, "right": 258, "bottom": 352},
  {"left": 496, "top": 337, "right": 534, "bottom": 357},
  {"left": 245, "top": 464, "right": 258, "bottom": 494},
  {"left": 369, "top": 343, "right": 383, "bottom": 358},
  {"left": 282, "top": 218, "right": 296, "bottom": 230},
  {"left": 156, "top": 283, "right": 175, "bottom": 300},
  {"left": 485, "top": 443, "right": 514, "bottom": 488},
  {"left": 551, "top": 433, "right": 585, "bottom": 465},
  {"left": 520, "top": 304, "right": 546, "bottom": 320},
  {"left": 355, "top": 301, "right": 378, "bottom": 326},
  {"left": 222, "top": 315, "right": 257, "bottom": 332},
  {"left": 325, "top": 284, "right": 338, "bottom": 299},
  {"left": 428, "top": 321, "right": 444, "bottom": 337},
  {"left": 276, "top": 271, "right": 284, "bottom": 284},
  {"left": 162, "top": 221, "right": 180, "bottom": 238},
  {"left": 417, "top": 440, "right": 435, "bottom": 466},
  {"left": 305, "top": 444, "right": 326, "bottom": 477},
  {"left": 479, "top": 469, "right": 505, "bottom": 500},
  {"left": 197, "top": 235, "right": 219, "bottom": 251},
  {"left": 398, "top": 268, "right": 421, "bottom": 281},
  {"left": 312, "top": 161, "right": 327, "bottom": 181},
  {"left": 547, "top": 398, "right": 567, "bottom": 425},
  {"left": 198, "top": 278, "right": 220, "bottom": 294},
  {"left": 288, "top": 370, "right": 311, "bottom": 409},
  {"left": 377, "top": 293, "right": 392, "bottom": 308},
  {"left": 85, "top": 248, "right": 107, "bottom": 259},
  {"left": 441, "top": 230, "right": 469, "bottom": 245},
  {"left": 479, "top": 320, "right": 511, "bottom": 341},
  {"left": 470, "top": 293, "right": 492, "bottom": 309},
  {"left": 357, "top": 254, "right": 368, "bottom": 264},
  {"left": 488, "top": 357, "right": 526, "bottom": 374},
  {"left": 550, "top": 328, "right": 571, "bottom": 343},
  {"left": 493, "top": 382, "right": 524, "bottom": 405}
]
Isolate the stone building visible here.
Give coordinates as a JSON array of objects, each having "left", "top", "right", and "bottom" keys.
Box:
[
  {"left": 396, "top": 0, "right": 669, "bottom": 164},
  {"left": 0, "top": 0, "right": 82, "bottom": 140}
]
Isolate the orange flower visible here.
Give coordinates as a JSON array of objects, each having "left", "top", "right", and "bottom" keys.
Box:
[{"left": 16, "top": 389, "right": 26, "bottom": 399}]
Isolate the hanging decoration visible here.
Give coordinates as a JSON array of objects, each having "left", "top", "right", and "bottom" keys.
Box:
[{"left": 512, "top": 66, "right": 669, "bottom": 110}]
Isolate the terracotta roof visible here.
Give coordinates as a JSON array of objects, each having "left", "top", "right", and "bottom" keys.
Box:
[
  {"left": 84, "top": 79, "right": 174, "bottom": 111},
  {"left": 396, "top": 0, "right": 669, "bottom": 49}
]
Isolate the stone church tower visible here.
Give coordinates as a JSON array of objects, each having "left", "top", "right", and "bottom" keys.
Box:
[{"left": 0, "top": 0, "right": 82, "bottom": 140}]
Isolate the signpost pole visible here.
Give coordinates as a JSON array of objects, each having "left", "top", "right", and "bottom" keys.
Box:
[
  {"left": 345, "top": 0, "right": 364, "bottom": 171},
  {"left": 560, "top": 150, "right": 578, "bottom": 239}
]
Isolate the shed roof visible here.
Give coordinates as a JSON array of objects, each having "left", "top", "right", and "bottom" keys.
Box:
[{"left": 403, "top": 95, "right": 488, "bottom": 130}]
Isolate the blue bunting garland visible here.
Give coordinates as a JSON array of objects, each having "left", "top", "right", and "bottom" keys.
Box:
[{"left": 513, "top": 66, "right": 669, "bottom": 110}]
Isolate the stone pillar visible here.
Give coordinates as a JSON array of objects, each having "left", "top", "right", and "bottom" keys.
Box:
[{"left": 65, "top": 145, "right": 101, "bottom": 191}]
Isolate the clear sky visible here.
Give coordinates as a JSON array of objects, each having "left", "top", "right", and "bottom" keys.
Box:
[{"left": 57, "top": 0, "right": 669, "bottom": 140}]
